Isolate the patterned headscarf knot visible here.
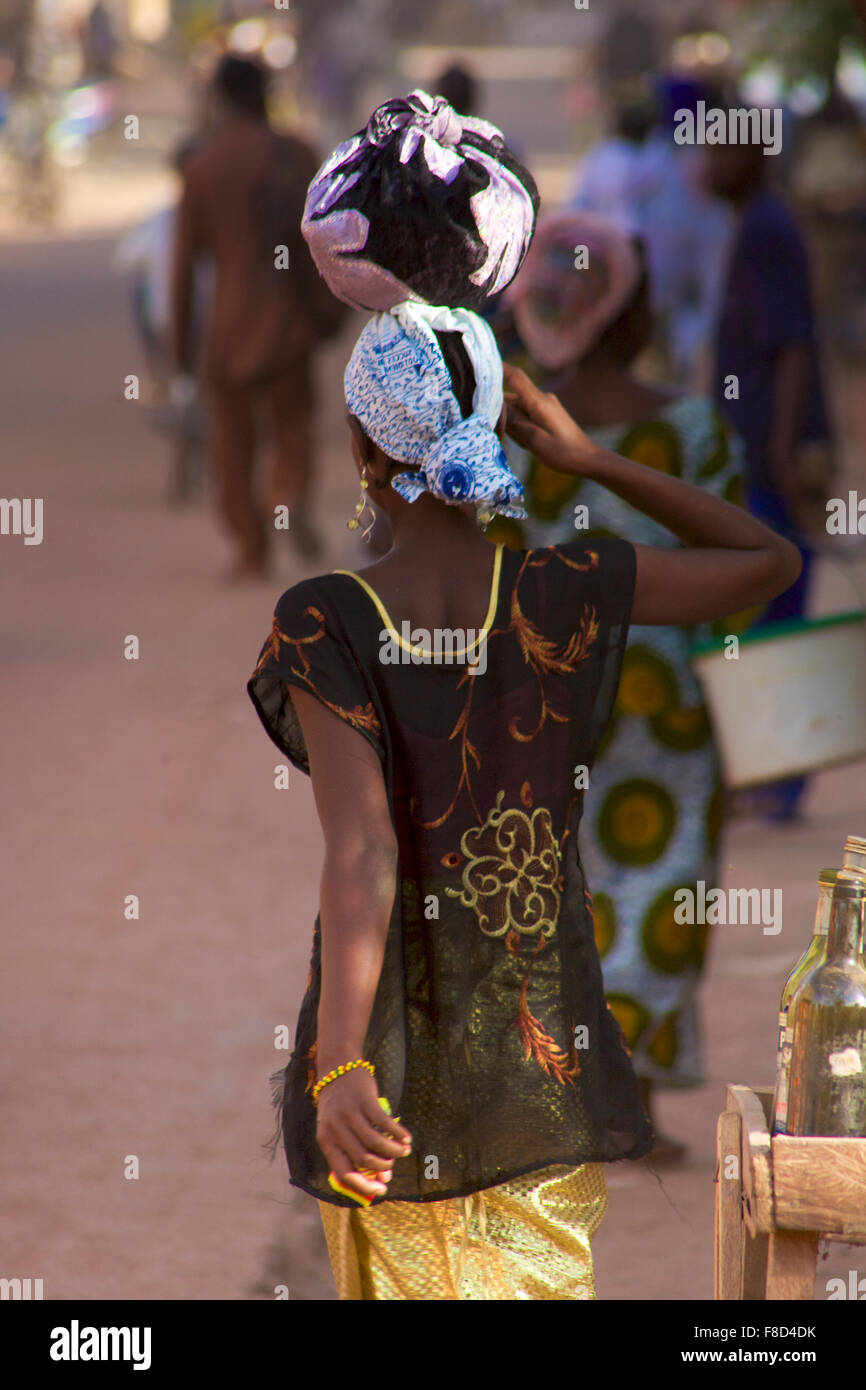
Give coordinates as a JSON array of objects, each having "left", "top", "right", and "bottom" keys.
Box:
[
  {"left": 397, "top": 414, "right": 522, "bottom": 517},
  {"left": 367, "top": 91, "right": 465, "bottom": 180},
  {"left": 345, "top": 301, "right": 526, "bottom": 521}
]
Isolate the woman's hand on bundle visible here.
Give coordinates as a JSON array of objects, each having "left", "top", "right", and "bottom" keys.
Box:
[
  {"left": 503, "top": 363, "right": 596, "bottom": 474},
  {"left": 316, "top": 1066, "right": 413, "bottom": 1201},
  {"left": 501, "top": 364, "right": 801, "bottom": 623}
]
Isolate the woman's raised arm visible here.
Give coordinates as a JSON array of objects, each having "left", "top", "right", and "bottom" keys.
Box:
[{"left": 503, "top": 364, "right": 801, "bottom": 625}]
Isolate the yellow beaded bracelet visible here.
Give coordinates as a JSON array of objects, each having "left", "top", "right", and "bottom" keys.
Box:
[{"left": 312, "top": 1058, "right": 375, "bottom": 1106}]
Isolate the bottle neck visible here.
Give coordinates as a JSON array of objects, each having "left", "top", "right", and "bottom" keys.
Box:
[
  {"left": 814, "top": 882, "right": 834, "bottom": 937},
  {"left": 826, "top": 889, "right": 866, "bottom": 963}
]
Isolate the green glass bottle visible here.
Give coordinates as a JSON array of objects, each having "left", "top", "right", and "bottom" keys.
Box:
[
  {"left": 773, "top": 837, "right": 866, "bottom": 1135},
  {"left": 786, "top": 871, "right": 866, "bottom": 1138},
  {"left": 772, "top": 869, "right": 836, "bottom": 1135}
]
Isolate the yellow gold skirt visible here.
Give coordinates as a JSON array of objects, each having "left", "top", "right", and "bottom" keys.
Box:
[{"left": 318, "top": 1162, "right": 607, "bottom": 1301}]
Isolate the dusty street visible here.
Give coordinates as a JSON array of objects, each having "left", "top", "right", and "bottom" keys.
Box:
[{"left": 2, "top": 232, "right": 865, "bottom": 1301}]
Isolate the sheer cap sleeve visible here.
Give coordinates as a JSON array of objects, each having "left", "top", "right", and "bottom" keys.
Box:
[{"left": 247, "top": 582, "right": 384, "bottom": 776}]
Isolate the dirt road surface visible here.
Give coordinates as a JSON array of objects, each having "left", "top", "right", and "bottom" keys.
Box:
[{"left": 2, "top": 233, "right": 865, "bottom": 1301}]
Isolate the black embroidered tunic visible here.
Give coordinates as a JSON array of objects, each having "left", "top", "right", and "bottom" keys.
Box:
[{"left": 247, "top": 538, "right": 653, "bottom": 1206}]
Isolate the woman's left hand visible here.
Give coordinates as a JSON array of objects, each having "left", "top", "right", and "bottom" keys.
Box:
[{"left": 316, "top": 1066, "right": 412, "bottom": 1202}]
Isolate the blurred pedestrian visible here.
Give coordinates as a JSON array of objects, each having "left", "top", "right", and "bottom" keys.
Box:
[
  {"left": 81, "top": 1, "right": 117, "bottom": 80},
  {"left": 431, "top": 64, "right": 478, "bottom": 117},
  {"left": 117, "top": 142, "right": 207, "bottom": 384},
  {"left": 705, "top": 135, "right": 833, "bottom": 820},
  {"left": 565, "top": 94, "right": 655, "bottom": 232},
  {"left": 569, "top": 78, "right": 734, "bottom": 388},
  {"left": 499, "top": 212, "right": 753, "bottom": 1159},
  {"left": 172, "top": 56, "right": 345, "bottom": 579}
]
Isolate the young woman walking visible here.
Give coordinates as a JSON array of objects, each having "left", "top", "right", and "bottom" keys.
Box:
[{"left": 247, "top": 93, "right": 800, "bottom": 1301}]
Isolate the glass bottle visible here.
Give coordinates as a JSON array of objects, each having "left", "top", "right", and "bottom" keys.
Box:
[
  {"left": 786, "top": 871, "right": 866, "bottom": 1138},
  {"left": 772, "top": 837, "right": 866, "bottom": 1135},
  {"left": 839, "top": 836, "right": 866, "bottom": 960},
  {"left": 772, "top": 869, "right": 835, "bottom": 1135}
]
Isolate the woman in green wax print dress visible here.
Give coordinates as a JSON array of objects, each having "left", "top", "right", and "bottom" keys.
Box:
[{"left": 497, "top": 212, "right": 763, "bottom": 1160}]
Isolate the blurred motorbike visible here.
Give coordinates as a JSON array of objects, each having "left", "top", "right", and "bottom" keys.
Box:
[{"left": 115, "top": 206, "right": 212, "bottom": 504}]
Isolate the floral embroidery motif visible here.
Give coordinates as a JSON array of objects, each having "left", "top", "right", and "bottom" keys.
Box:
[
  {"left": 444, "top": 792, "right": 560, "bottom": 938},
  {"left": 254, "top": 608, "right": 382, "bottom": 741},
  {"left": 509, "top": 604, "right": 599, "bottom": 742},
  {"left": 445, "top": 790, "right": 579, "bottom": 1086},
  {"left": 256, "top": 545, "right": 606, "bottom": 1098},
  {"left": 304, "top": 1041, "right": 318, "bottom": 1095},
  {"left": 412, "top": 545, "right": 600, "bottom": 830},
  {"left": 417, "top": 545, "right": 605, "bottom": 1087},
  {"left": 508, "top": 548, "right": 600, "bottom": 743},
  {"left": 254, "top": 609, "right": 326, "bottom": 674},
  {"left": 327, "top": 700, "right": 382, "bottom": 737},
  {"left": 515, "top": 939, "right": 581, "bottom": 1084}
]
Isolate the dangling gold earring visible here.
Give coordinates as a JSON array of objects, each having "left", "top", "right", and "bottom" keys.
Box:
[{"left": 347, "top": 467, "right": 375, "bottom": 542}]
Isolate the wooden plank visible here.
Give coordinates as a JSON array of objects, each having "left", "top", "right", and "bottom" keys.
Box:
[
  {"left": 715, "top": 1109, "right": 745, "bottom": 1300},
  {"left": 753, "top": 1086, "right": 775, "bottom": 1127},
  {"left": 727, "top": 1084, "right": 775, "bottom": 1235},
  {"left": 773, "top": 1135, "right": 866, "bottom": 1236},
  {"left": 742, "top": 1232, "right": 770, "bottom": 1301},
  {"left": 765, "top": 1229, "right": 818, "bottom": 1300}
]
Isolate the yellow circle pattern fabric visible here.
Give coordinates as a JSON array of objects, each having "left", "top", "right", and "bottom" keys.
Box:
[
  {"left": 598, "top": 779, "right": 677, "bottom": 867},
  {"left": 590, "top": 890, "right": 617, "bottom": 959}
]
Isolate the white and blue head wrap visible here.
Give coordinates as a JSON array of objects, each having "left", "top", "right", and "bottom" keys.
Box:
[{"left": 345, "top": 301, "right": 526, "bottom": 520}]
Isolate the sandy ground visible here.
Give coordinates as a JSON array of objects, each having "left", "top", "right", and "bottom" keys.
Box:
[{"left": 2, "top": 233, "right": 865, "bottom": 1302}]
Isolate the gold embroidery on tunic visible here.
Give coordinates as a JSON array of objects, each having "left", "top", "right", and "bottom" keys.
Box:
[{"left": 444, "top": 791, "right": 559, "bottom": 939}]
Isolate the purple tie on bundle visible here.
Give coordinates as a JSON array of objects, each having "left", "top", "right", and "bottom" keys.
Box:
[{"left": 302, "top": 90, "right": 539, "bottom": 314}]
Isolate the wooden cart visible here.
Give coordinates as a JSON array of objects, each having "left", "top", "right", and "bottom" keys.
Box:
[{"left": 714, "top": 1084, "right": 866, "bottom": 1299}]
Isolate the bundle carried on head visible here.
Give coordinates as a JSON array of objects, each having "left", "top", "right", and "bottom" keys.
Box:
[
  {"left": 301, "top": 89, "right": 539, "bottom": 313},
  {"left": 306, "top": 90, "right": 539, "bottom": 521}
]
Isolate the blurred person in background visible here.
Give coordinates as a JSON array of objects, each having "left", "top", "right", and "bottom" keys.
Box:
[
  {"left": 117, "top": 141, "right": 207, "bottom": 385},
  {"left": 495, "top": 212, "right": 754, "bottom": 1160},
  {"left": 569, "top": 77, "right": 733, "bottom": 389},
  {"left": 116, "top": 140, "right": 212, "bottom": 502},
  {"left": 431, "top": 64, "right": 478, "bottom": 118},
  {"left": 172, "top": 55, "right": 345, "bottom": 580},
  {"left": 705, "top": 132, "right": 833, "bottom": 822},
  {"left": 565, "top": 93, "right": 656, "bottom": 235},
  {"left": 80, "top": 1, "right": 117, "bottom": 80}
]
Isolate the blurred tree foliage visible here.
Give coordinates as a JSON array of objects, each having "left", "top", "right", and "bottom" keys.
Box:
[{"left": 745, "top": 0, "right": 865, "bottom": 83}]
